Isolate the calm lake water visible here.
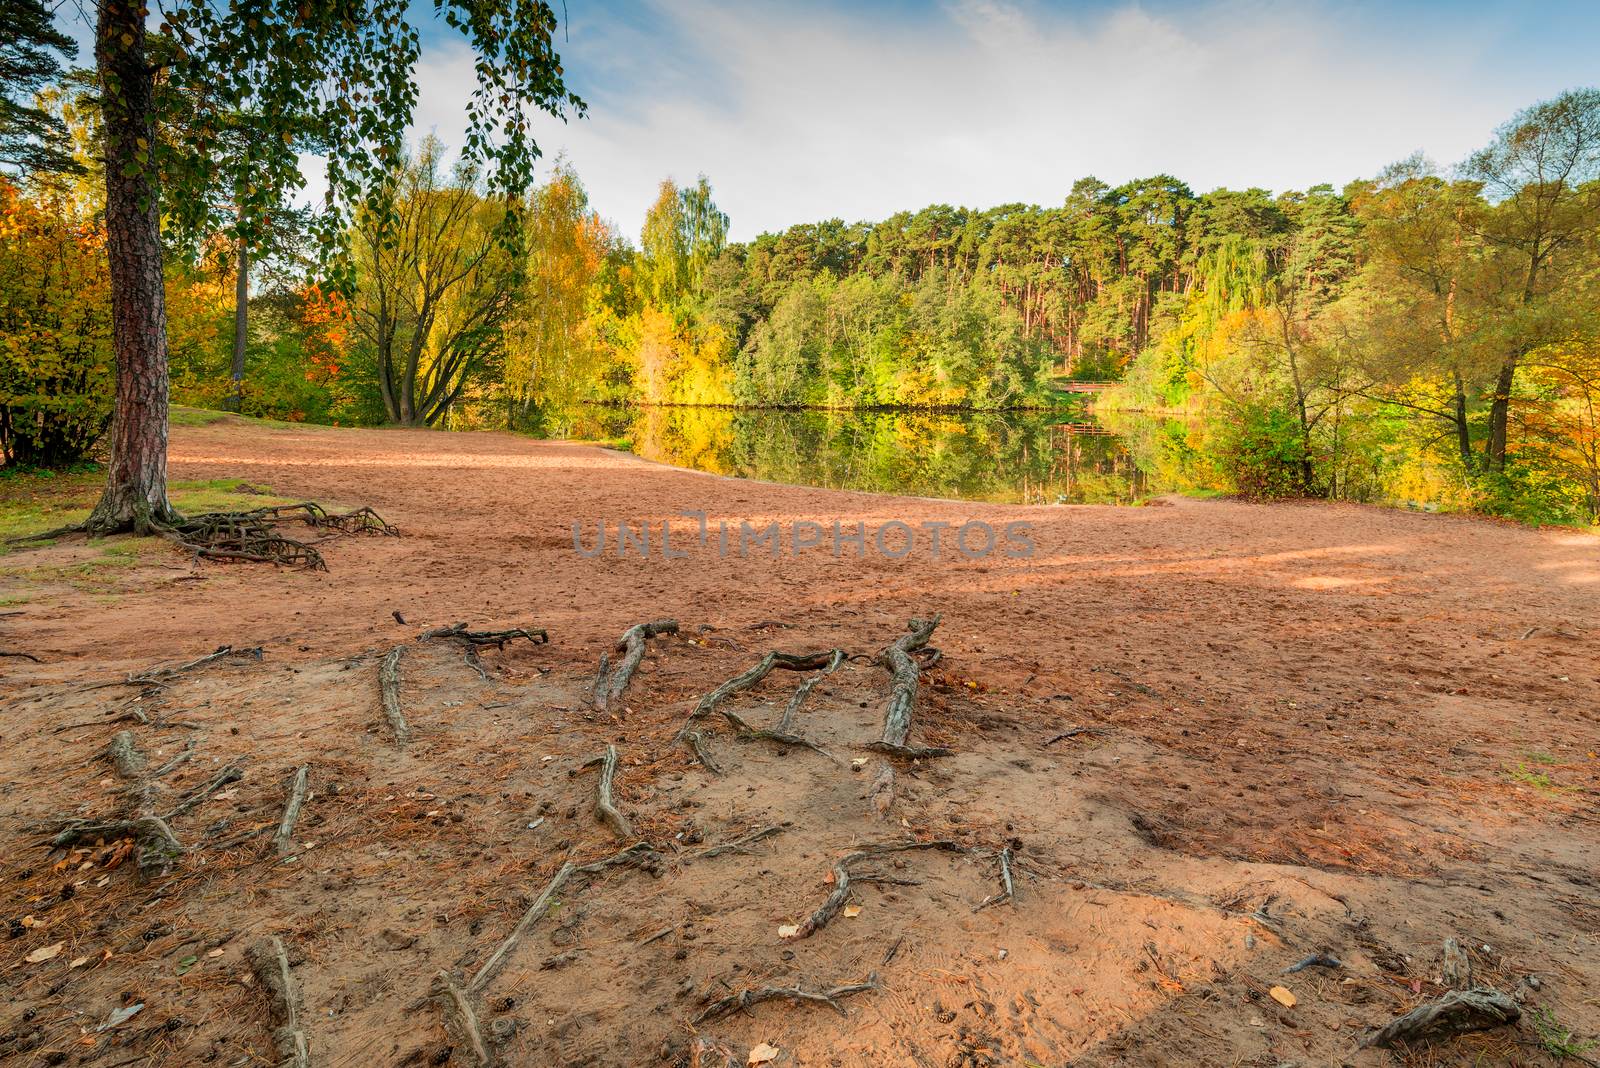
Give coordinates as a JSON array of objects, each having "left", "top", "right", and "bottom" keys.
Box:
[{"left": 550, "top": 405, "right": 1207, "bottom": 505}]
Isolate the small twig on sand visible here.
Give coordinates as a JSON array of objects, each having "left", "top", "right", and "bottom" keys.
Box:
[
  {"left": 973, "top": 846, "right": 1015, "bottom": 911},
  {"left": 434, "top": 970, "right": 491, "bottom": 1066},
  {"left": 590, "top": 745, "right": 634, "bottom": 840},
  {"left": 689, "top": 825, "right": 783, "bottom": 861},
  {"left": 867, "top": 617, "right": 952, "bottom": 759},
  {"left": 0, "top": 650, "right": 42, "bottom": 662},
  {"left": 693, "top": 973, "right": 879, "bottom": 1024},
  {"left": 1284, "top": 953, "right": 1342, "bottom": 973},
  {"left": 246, "top": 936, "right": 311, "bottom": 1068},
  {"left": 274, "top": 766, "right": 310, "bottom": 857},
  {"left": 1044, "top": 727, "right": 1098, "bottom": 745},
  {"left": 791, "top": 840, "right": 966, "bottom": 939},
  {"left": 594, "top": 619, "right": 677, "bottom": 712},
  {"left": 379, "top": 646, "right": 408, "bottom": 743}
]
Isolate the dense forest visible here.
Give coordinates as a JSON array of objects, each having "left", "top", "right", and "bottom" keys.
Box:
[{"left": 2, "top": 13, "right": 1597, "bottom": 526}]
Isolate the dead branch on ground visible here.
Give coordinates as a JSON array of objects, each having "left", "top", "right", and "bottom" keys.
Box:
[
  {"left": 693, "top": 973, "right": 879, "bottom": 1024},
  {"left": 867, "top": 616, "right": 951, "bottom": 758},
  {"left": 594, "top": 619, "right": 678, "bottom": 711}
]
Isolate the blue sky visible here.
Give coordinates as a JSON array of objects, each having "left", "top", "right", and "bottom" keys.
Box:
[
  {"left": 401, "top": 0, "right": 1600, "bottom": 241},
  {"left": 54, "top": 0, "right": 1600, "bottom": 242}
]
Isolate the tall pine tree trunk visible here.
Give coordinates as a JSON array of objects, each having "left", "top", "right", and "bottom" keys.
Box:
[
  {"left": 87, "top": 0, "right": 177, "bottom": 533},
  {"left": 228, "top": 206, "right": 248, "bottom": 412}
]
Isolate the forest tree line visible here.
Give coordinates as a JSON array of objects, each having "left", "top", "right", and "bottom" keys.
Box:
[{"left": 2, "top": 30, "right": 1597, "bottom": 525}]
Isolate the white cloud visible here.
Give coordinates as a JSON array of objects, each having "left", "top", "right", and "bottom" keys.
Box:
[{"left": 403, "top": 0, "right": 1599, "bottom": 242}]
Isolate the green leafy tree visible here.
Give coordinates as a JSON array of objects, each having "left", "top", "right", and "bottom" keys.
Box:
[
  {"left": 0, "top": 0, "right": 80, "bottom": 175},
  {"left": 74, "top": 0, "right": 580, "bottom": 532}
]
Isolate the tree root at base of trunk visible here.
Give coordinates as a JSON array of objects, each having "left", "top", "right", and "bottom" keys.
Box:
[
  {"left": 246, "top": 936, "right": 312, "bottom": 1068},
  {"left": 10, "top": 501, "right": 398, "bottom": 571}
]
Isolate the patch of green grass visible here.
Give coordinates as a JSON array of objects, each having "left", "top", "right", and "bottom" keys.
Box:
[
  {"left": 170, "top": 405, "right": 304, "bottom": 430},
  {"left": 1531, "top": 1006, "right": 1597, "bottom": 1060},
  {"left": 1523, "top": 751, "right": 1559, "bottom": 765},
  {"left": 1506, "top": 763, "right": 1561, "bottom": 791},
  {"left": 0, "top": 473, "right": 296, "bottom": 547}
]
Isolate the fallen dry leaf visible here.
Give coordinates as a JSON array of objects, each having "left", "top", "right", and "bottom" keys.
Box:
[
  {"left": 1269, "top": 985, "right": 1297, "bottom": 1008},
  {"left": 843, "top": 905, "right": 863, "bottom": 918},
  {"left": 748, "top": 1042, "right": 780, "bottom": 1065},
  {"left": 776, "top": 924, "right": 799, "bottom": 939},
  {"left": 25, "top": 943, "right": 64, "bottom": 964},
  {"left": 69, "top": 956, "right": 90, "bottom": 969}
]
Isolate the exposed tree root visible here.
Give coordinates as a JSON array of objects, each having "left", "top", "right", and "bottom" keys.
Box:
[
  {"left": 679, "top": 649, "right": 844, "bottom": 738},
  {"left": 129, "top": 643, "right": 262, "bottom": 685},
  {"left": 46, "top": 814, "right": 181, "bottom": 862},
  {"left": 790, "top": 840, "right": 967, "bottom": 939},
  {"left": 866, "top": 764, "right": 895, "bottom": 819},
  {"left": 419, "top": 623, "right": 548, "bottom": 648},
  {"left": 152, "top": 740, "right": 196, "bottom": 779},
  {"left": 166, "top": 763, "right": 244, "bottom": 819},
  {"left": 420, "top": 623, "right": 547, "bottom": 682},
  {"left": 468, "top": 843, "right": 661, "bottom": 995},
  {"left": 692, "top": 972, "right": 879, "bottom": 1024},
  {"left": 274, "top": 766, "right": 310, "bottom": 857},
  {"left": 594, "top": 619, "right": 678, "bottom": 712},
  {"left": 434, "top": 969, "right": 491, "bottom": 1066},
  {"left": 0, "top": 649, "right": 42, "bottom": 662},
  {"left": 379, "top": 646, "right": 409, "bottom": 743},
  {"left": 11, "top": 501, "right": 397, "bottom": 571},
  {"left": 681, "top": 729, "right": 722, "bottom": 774},
  {"left": 778, "top": 649, "right": 845, "bottom": 732},
  {"left": 106, "top": 729, "right": 147, "bottom": 778},
  {"left": 1361, "top": 988, "right": 1520, "bottom": 1048},
  {"left": 579, "top": 744, "right": 635, "bottom": 840},
  {"left": 868, "top": 616, "right": 951, "bottom": 758},
  {"left": 974, "top": 845, "right": 1015, "bottom": 911},
  {"left": 246, "top": 936, "right": 312, "bottom": 1068},
  {"left": 676, "top": 648, "right": 846, "bottom": 769},
  {"left": 718, "top": 708, "right": 843, "bottom": 765},
  {"left": 689, "top": 825, "right": 784, "bottom": 861}
]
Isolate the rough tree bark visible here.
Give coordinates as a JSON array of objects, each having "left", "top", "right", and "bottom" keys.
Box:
[
  {"left": 87, "top": 1, "right": 177, "bottom": 534},
  {"left": 228, "top": 230, "right": 248, "bottom": 412}
]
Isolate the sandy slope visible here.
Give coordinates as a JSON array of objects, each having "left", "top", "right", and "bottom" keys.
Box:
[{"left": 0, "top": 419, "right": 1596, "bottom": 1067}]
